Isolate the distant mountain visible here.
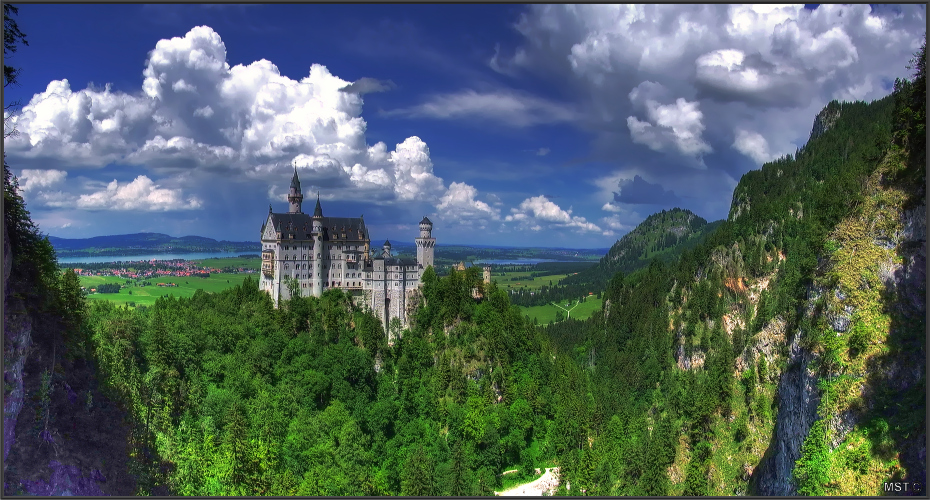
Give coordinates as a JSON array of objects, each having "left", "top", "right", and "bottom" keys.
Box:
[
  {"left": 562, "top": 208, "right": 722, "bottom": 288},
  {"left": 48, "top": 232, "right": 259, "bottom": 257}
]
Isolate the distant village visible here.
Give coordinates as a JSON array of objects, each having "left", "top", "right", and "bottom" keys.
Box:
[{"left": 69, "top": 259, "right": 257, "bottom": 294}]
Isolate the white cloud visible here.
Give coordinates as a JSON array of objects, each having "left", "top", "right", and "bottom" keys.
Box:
[
  {"left": 385, "top": 89, "right": 578, "bottom": 127},
  {"left": 76, "top": 175, "right": 202, "bottom": 211},
  {"left": 733, "top": 129, "right": 777, "bottom": 164},
  {"left": 17, "top": 169, "right": 68, "bottom": 193},
  {"left": 3, "top": 25, "right": 455, "bottom": 208},
  {"left": 505, "top": 195, "right": 601, "bottom": 233},
  {"left": 498, "top": 4, "right": 924, "bottom": 176},
  {"left": 627, "top": 81, "right": 712, "bottom": 160},
  {"left": 390, "top": 137, "right": 445, "bottom": 202},
  {"left": 436, "top": 182, "right": 501, "bottom": 227},
  {"left": 601, "top": 202, "right": 624, "bottom": 213}
]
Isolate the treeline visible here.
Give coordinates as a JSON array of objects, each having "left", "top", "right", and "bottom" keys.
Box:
[
  {"left": 94, "top": 283, "right": 121, "bottom": 293},
  {"left": 507, "top": 283, "right": 598, "bottom": 308}
]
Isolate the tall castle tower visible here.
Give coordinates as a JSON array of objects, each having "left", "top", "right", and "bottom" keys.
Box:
[
  {"left": 288, "top": 164, "right": 303, "bottom": 214},
  {"left": 415, "top": 216, "right": 435, "bottom": 270},
  {"left": 312, "top": 193, "right": 323, "bottom": 297}
]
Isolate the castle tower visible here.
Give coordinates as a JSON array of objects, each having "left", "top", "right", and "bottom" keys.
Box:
[
  {"left": 382, "top": 239, "right": 392, "bottom": 259},
  {"left": 288, "top": 164, "right": 304, "bottom": 214},
  {"left": 483, "top": 265, "right": 491, "bottom": 285},
  {"left": 415, "top": 216, "right": 435, "bottom": 270},
  {"left": 312, "top": 193, "right": 323, "bottom": 297}
]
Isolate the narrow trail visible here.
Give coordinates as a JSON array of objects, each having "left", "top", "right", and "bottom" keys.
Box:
[{"left": 495, "top": 467, "right": 559, "bottom": 496}]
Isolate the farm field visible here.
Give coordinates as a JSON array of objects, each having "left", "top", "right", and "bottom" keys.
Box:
[
  {"left": 490, "top": 272, "right": 570, "bottom": 291},
  {"left": 189, "top": 256, "right": 260, "bottom": 270},
  {"left": 520, "top": 296, "right": 603, "bottom": 325},
  {"left": 79, "top": 273, "right": 255, "bottom": 308}
]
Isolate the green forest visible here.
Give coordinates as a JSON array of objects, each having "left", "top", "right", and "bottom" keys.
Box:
[{"left": 2, "top": 5, "right": 925, "bottom": 495}]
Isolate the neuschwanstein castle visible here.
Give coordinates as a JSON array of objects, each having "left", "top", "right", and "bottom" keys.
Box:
[{"left": 259, "top": 167, "right": 435, "bottom": 332}]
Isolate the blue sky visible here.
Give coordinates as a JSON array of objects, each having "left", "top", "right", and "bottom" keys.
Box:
[{"left": 3, "top": 4, "right": 925, "bottom": 248}]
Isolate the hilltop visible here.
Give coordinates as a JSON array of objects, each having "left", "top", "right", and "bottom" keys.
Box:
[
  {"left": 48, "top": 233, "right": 258, "bottom": 257},
  {"left": 562, "top": 208, "right": 722, "bottom": 288}
]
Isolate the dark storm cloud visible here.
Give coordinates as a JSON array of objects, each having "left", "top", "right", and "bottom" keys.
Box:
[
  {"left": 613, "top": 175, "right": 682, "bottom": 205},
  {"left": 340, "top": 77, "right": 397, "bottom": 95}
]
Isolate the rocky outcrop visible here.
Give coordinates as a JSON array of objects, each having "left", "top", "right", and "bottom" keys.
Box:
[
  {"left": 753, "top": 329, "right": 821, "bottom": 495},
  {"left": 21, "top": 461, "right": 106, "bottom": 496},
  {"left": 3, "top": 219, "right": 33, "bottom": 466},
  {"left": 809, "top": 101, "right": 842, "bottom": 142}
]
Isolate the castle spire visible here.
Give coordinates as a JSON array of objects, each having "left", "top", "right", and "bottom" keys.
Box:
[
  {"left": 313, "top": 191, "right": 323, "bottom": 217},
  {"left": 290, "top": 163, "right": 301, "bottom": 191}
]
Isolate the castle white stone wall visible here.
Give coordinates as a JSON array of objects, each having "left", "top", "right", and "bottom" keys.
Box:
[{"left": 259, "top": 167, "right": 434, "bottom": 335}]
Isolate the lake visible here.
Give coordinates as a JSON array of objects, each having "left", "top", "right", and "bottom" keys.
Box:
[{"left": 58, "top": 251, "right": 251, "bottom": 264}]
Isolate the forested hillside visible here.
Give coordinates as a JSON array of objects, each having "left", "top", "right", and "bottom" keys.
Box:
[
  {"left": 81, "top": 268, "right": 569, "bottom": 495},
  {"left": 563, "top": 208, "right": 722, "bottom": 289},
  {"left": 542, "top": 39, "right": 926, "bottom": 496}
]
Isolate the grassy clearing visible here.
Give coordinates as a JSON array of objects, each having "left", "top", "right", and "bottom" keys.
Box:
[
  {"left": 80, "top": 273, "right": 255, "bottom": 308},
  {"left": 490, "top": 272, "right": 570, "bottom": 291},
  {"left": 520, "top": 296, "right": 603, "bottom": 325}
]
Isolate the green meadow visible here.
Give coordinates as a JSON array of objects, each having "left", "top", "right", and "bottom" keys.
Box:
[
  {"left": 489, "top": 272, "right": 570, "bottom": 291},
  {"left": 519, "top": 296, "right": 603, "bottom": 325},
  {"left": 79, "top": 273, "right": 255, "bottom": 308}
]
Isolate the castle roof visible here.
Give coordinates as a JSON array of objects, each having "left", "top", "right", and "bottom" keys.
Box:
[
  {"left": 420, "top": 216, "right": 432, "bottom": 225},
  {"left": 313, "top": 193, "right": 323, "bottom": 217},
  {"left": 290, "top": 165, "right": 301, "bottom": 191},
  {"left": 266, "top": 212, "right": 368, "bottom": 242},
  {"left": 383, "top": 239, "right": 391, "bottom": 247}
]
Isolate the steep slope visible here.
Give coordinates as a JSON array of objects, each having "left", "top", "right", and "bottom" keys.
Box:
[
  {"left": 541, "top": 47, "right": 925, "bottom": 495},
  {"left": 3, "top": 160, "right": 138, "bottom": 495},
  {"left": 563, "top": 208, "right": 721, "bottom": 288}
]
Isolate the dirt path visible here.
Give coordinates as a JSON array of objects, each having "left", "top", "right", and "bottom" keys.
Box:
[{"left": 495, "top": 467, "right": 559, "bottom": 496}]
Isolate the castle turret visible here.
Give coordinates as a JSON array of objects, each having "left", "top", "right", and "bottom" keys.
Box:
[
  {"left": 382, "top": 239, "right": 392, "bottom": 259},
  {"left": 312, "top": 192, "right": 323, "bottom": 297},
  {"left": 288, "top": 164, "right": 304, "bottom": 214},
  {"left": 415, "top": 216, "right": 435, "bottom": 270}
]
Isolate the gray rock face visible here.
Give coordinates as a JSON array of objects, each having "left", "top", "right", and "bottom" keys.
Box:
[
  {"left": 827, "top": 305, "right": 855, "bottom": 333},
  {"left": 2, "top": 219, "right": 33, "bottom": 466},
  {"left": 754, "top": 330, "right": 821, "bottom": 496},
  {"left": 809, "top": 102, "right": 841, "bottom": 142},
  {"left": 21, "top": 461, "right": 106, "bottom": 496},
  {"left": 3, "top": 219, "right": 10, "bottom": 299},
  {"left": 2, "top": 302, "right": 31, "bottom": 464}
]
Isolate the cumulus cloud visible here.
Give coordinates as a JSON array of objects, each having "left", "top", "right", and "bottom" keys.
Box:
[
  {"left": 3, "top": 26, "right": 460, "bottom": 209},
  {"left": 436, "top": 182, "right": 502, "bottom": 227},
  {"left": 497, "top": 4, "right": 924, "bottom": 205},
  {"left": 505, "top": 195, "right": 600, "bottom": 233},
  {"left": 732, "top": 129, "right": 778, "bottom": 164},
  {"left": 384, "top": 89, "right": 578, "bottom": 127},
  {"left": 76, "top": 175, "right": 202, "bottom": 211},
  {"left": 17, "top": 169, "right": 68, "bottom": 193},
  {"left": 627, "top": 81, "right": 712, "bottom": 160}
]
